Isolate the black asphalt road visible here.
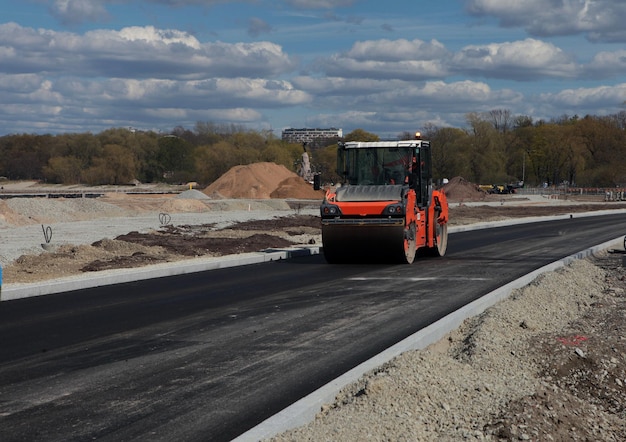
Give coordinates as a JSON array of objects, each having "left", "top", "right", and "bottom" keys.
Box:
[{"left": 1, "top": 213, "right": 624, "bottom": 441}]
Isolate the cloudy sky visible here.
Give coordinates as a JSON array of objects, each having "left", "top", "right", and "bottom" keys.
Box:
[{"left": 1, "top": 0, "right": 626, "bottom": 137}]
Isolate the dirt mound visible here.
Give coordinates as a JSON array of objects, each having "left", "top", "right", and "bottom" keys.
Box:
[
  {"left": 203, "top": 162, "right": 324, "bottom": 200},
  {"left": 270, "top": 176, "right": 325, "bottom": 199},
  {"left": 442, "top": 176, "right": 487, "bottom": 202},
  {"left": 160, "top": 199, "right": 210, "bottom": 213}
]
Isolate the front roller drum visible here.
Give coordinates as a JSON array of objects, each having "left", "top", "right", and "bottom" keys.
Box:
[{"left": 322, "top": 224, "right": 409, "bottom": 264}]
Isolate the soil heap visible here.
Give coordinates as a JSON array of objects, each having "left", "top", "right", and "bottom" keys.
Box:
[
  {"left": 203, "top": 162, "right": 325, "bottom": 200},
  {"left": 442, "top": 176, "right": 487, "bottom": 202}
]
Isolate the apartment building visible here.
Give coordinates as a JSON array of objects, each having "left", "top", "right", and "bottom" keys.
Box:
[{"left": 281, "top": 128, "right": 343, "bottom": 145}]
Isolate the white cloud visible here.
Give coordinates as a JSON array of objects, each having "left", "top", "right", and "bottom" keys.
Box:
[
  {"left": 313, "top": 37, "right": 582, "bottom": 82},
  {"left": 117, "top": 26, "right": 202, "bottom": 49},
  {"left": 0, "top": 74, "right": 43, "bottom": 94},
  {"left": 207, "top": 108, "right": 263, "bottom": 121},
  {"left": 303, "top": 109, "right": 466, "bottom": 136},
  {"left": 295, "top": 76, "right": 522, "bottom": 114},
  {"left": 50, "top": 77, "right": 310, "bottom": 109},
  {"left": 0, "top": 19, "right": 309, "bottom": 133},
  {"left": 369, "top": 80, "right": 522, "bottom": 109},
  {"left": 302, "top": 78, "right": 528, "bottom": 133},
  {"left": 319, "top": 38, "right": 450, "bottom": 80},
  {"left": 466, "top": 0, "right": 626, "bottom": 42},
  {"left": 0, "top": 75, "right": 306, "bottom": 132},
  {"left": 2, "top": 2, "right": 626, "bottom": 135},
  {"left": 323, "top": 58, "right": 449, "bottom": 80},
  {"left": 344, "top": 39, "right": 448, "bottom": 62},
  {"left": 584, "top": 50, "right": 626, "bottom": 78},
  {"left": 1, "top": 74, "right": 310, "bottom": 120},
  {"left": 189, "top": 78, "right": 311, "bottom": 107},
  {"left": 541, "top": 83, "right": 626, "bottom": 107},
  {"left": 0, "top": 23, "right": 297, "bottom": 79},
  {"left": 144, "top": 106, "right": 262, "bottom": 123},
  {"left": 452, "top": 38, "right": 579, "bottom": 80},
  {"left": 291, "top": 76, "right": 406, "bottom": 96}
]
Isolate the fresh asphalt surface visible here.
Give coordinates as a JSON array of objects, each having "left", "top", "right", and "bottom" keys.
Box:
[{"left": 1, "top": 213, "right": 625, "bottom": 441}]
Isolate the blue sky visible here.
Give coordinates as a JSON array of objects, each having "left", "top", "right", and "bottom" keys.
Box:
[{"left": 1, "top": 0, "right": 626, "bottom": 138}]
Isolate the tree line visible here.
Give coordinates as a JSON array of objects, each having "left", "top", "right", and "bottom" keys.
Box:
[
  {"left": 423, "top": 110, "right": 626, "bottom": 188},
  {"left": 0, "top": 123, "right": 308, "bottom": 186},
  {"left": 1, "top": 111, "right": 625, "bottom": 188}
]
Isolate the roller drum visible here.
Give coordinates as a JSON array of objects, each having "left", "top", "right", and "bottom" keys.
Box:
[{"left": 321, "top": 223, "right": 406, "bottom": 264}]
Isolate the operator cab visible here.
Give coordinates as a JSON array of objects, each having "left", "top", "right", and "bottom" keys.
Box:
[{"left": 336, "top": 136, "right": 432, "bottom": 207}]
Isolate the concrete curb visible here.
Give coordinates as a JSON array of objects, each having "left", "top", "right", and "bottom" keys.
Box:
[{"left": 233, "top": 235, "right": 623, "bottom": 441}]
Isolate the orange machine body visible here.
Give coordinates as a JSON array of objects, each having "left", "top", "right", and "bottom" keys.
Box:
[{"left": 320, "top": 138, "right": 449, "bottom": 264}]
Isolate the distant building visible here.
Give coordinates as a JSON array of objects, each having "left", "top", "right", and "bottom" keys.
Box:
[{"left": 281, "top": 128, "right": 343, "bottom": 146}]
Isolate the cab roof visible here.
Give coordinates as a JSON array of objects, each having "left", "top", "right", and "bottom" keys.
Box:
[{"left": 341, "top": 140, "right": 429, "bottom": 149}]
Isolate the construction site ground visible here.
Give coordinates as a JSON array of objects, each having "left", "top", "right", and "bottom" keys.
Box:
[
  {"left": 1, "top": 170, "right": 626, "bottom": 440},
  {"left": 2, "top": 171, "right": 623, "bottom": 283},
  {"left": 2, "top": 191, "right": 624, "bottom": 283}
]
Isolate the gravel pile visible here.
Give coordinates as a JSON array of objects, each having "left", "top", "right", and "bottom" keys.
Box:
[
  {"left": 269, "top": 256, "right": 626, "bottom": 441},
  {"left": 5, "top": 197, "right": 129, "bottom": 222}
]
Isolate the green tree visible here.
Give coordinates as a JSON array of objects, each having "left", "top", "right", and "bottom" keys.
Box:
[
  {"left": 532, "top": 124, "right": 572, "bottom": 186},
  {"left": 344, "top": 129, "right": 380, "bottom": 142},
  {"left": 43, "top": 156, "right": 83, "bottom": 184},
  {"left": 82, "top": 144, "right": 136, "bottom": 185},
  {"left": 194, "top": 141, "right": 236, "bottom": 184},
  {"left": 157, "top": 135, "right": 195, "bottom": 183},
  {"left": 465, "top": 113, "right": 505, "bottom": 183},
  {"left": 130, "top": 131, "right": 159, "bottom": 183},
  {"left": 0, "top": 134, "right": 52, "bottom": 180},
  {"left": 314, "top": 144, "right": 340, "bottom": 184},
  {"left": 424, "top": 125, "right": 471, "bottom": 181},
  {"left": 65, "top": 133, "right": 102, "bottom": 167},
  {"left": 576, "top": 115, "right": 626, "bottom": 186},
  {"left": 260, "top": 142, "right": 300, "bottom": 171},
  {"left": 97, "top": 128, "right": 135, "bottom": 148}
]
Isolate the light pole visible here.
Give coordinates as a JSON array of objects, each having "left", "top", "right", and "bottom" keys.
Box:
[{"left": 522, "top": 150, "right": 525, "bottom": 184}]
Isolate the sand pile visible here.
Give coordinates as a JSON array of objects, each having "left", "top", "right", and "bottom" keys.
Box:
[
  {"left": 442, "top": 176, "right": 487, "bottom": 202},
  {"left": 203, "top": 162, "right": 325, "bottom": 200},
  {"left": 270, "top": 176, "right": 323, "bottom": 199}
]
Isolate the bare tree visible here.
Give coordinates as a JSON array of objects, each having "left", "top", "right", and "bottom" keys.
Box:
[{"left": 487, "top": 109, "right": 512, "bottom": 133}]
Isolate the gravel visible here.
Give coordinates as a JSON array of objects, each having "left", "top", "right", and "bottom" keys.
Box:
[{"left": 269, "top": 256, "right": 626, "bottom": 441}]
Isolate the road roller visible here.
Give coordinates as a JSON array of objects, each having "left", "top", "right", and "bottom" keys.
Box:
[{"left": 320, "top": 132, "right": 449, "bottom": 264}]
